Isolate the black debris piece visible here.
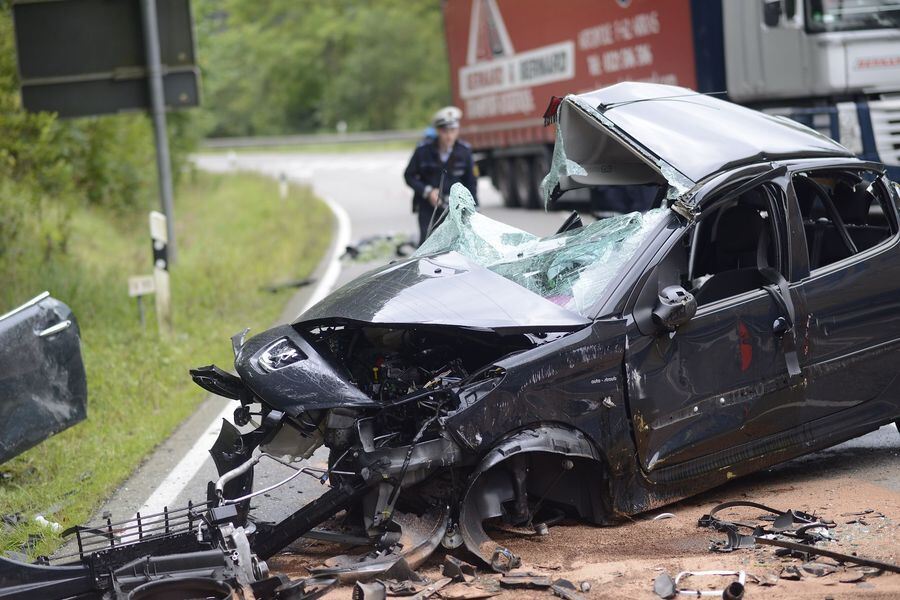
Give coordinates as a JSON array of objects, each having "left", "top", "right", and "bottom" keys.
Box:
[
  {"left": 260, "top": 277, "right": 315, "bottom": 293},
  {"left": 550, "top": 578, "right": 587, "bottom": 600},
  {"left": 354, "top": 580, "right": 387, "bottom": 600},
  {"left": 499, "top": 571, "right": 552, "bottom": 588},
  {"left": 406, "top": 577, "right": 452, "bottom": 600},
  {"left": 801, "top": 562, "right": 837, "bottom": 577},
  {"left": 722, "top": 580, "right": 745, "bottom": 600},
  {"left": 443, "top": 556, "right": 478, "bottom": 582}
]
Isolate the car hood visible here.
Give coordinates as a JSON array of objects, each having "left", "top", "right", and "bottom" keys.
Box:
[
  {"left": 295, "top": 251, "right": 591, "bottom": 333},
  {"left": 548, "top": 82, "right": 854, "bottom": 201}
]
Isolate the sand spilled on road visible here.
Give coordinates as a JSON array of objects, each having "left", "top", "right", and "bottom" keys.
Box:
[{"left": 271, "top": 466, "right": 900, "bottom": 599}]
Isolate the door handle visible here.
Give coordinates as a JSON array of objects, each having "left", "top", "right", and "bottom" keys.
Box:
[{"left": 39, "top": 320, "right": 71, "bottom": 337}]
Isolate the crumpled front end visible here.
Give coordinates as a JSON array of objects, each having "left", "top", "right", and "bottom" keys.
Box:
[{"left": 192, "top": 316, "right": 553, "bottom": 576}]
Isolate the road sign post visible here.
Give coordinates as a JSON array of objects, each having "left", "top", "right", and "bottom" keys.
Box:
[
  {"left": 140, "top": 0, "right": 178, "bottom": 264},
  {"left": 128, "top": 275, "right": 156, "bottom": 328}
]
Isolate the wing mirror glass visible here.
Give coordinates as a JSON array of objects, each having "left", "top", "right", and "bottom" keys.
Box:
[
  {"left": 652, "top": 285, "right": 697, "bottom": 332},
  {"left": 763, "top": 0, "right": 783, "bottom": 27}
]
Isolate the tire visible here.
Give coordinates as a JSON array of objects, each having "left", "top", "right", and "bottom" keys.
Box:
[
  {"left": 531, "top": 150, "right": 551, "bottom": 209},
  {"left": 514, "top": 156, "right": 539, "bottom": 209},
  {"left": 496, "top": 158, "right": 520, "bottom": 208}
]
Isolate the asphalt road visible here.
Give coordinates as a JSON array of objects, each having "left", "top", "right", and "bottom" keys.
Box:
[{"left": 82, "top": 149, "right": 899, "bottom": 562}]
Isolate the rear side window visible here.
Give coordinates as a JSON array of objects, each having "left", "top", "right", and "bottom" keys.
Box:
[{"left": 792, "top": 169, "right": 897, "bottom": 271}]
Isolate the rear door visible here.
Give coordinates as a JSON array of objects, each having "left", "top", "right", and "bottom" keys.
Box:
[
  {"left": 791, "top": 167, "right": 900, "bottom": 421},
  {"left": 0, "top": 293, "right": 87, "bottom": 463}
]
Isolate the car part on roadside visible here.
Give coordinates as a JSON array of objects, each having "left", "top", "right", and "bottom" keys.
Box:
[
  {"left": 549, "top": 578, "right": 587, "bottom": 600},
  {"left": 698, "top": 499, "right": 900, "bottom": 574},
  {"left": 0, "top": 292, "right": 87, "bottom": 464},
  {"left": 673, "top": 571, "right": 745, "bottom": 599},
  {"left": 699, "top": 500, "right": 835, "bottom": 551},
  {"left": 342, "top": 233, "right": 415, "bottom": 262},
  {"left": 443, "top": 556, "right": 478, "bottom": 582},
  {"left": 353, "top": 580, "right": 387, "bottom": 600},
  {"left": 0, "top": 499, "right": 340, "bottom": 600},
  {"left": 260, "top": 277, "right": 315, "bottom": 294},
  {"left": 754, "top": 537, "right": 900, "bottom": 574},
  {"left": 654, "top": 572, "right": 677, "bottom": 599}
]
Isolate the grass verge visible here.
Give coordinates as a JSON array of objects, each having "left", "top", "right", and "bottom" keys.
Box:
[{"left": 0, "top": 171, "right": 332, "bottom": 556}]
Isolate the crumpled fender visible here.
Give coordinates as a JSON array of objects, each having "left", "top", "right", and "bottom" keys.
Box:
[{"left": 457, "top": 424, "right": 603, "bottom": 571}]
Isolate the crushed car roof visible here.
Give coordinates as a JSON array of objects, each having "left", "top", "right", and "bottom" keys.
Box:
[{"left": 547, "top": 82, "right": 854, "bottom": 202}]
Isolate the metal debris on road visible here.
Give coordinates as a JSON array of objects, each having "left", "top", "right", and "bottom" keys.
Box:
[{"left": 674, "top": 571, "right": 746, "bottom": 598}]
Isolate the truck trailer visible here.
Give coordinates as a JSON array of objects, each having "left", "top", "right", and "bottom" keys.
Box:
[{"left": 442, "top": 0, "right": 900, "bottom": 208}]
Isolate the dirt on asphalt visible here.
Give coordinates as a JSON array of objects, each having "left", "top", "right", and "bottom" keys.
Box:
[{"left": 269, "top": 449, "right": 900, "bottom": 600}]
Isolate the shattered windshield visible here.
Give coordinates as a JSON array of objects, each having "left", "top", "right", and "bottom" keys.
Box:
[{"left": 415, "top": 184, "right": 669, "bottom": 317}]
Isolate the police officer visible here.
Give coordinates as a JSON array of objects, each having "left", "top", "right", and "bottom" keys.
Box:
[{"left": 404, "top": 106, "right": 478, "bottom": 244}]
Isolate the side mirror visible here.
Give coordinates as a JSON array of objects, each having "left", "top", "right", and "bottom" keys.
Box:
[
  {"left": 652, "top": 285, "right": 696, "bottom": 332},
  {"left": 763, "top": 0, "right": 783, "bottom": 27}
]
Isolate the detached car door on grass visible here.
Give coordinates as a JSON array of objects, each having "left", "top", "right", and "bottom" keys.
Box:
[
  {"left": 626, "top": 176, "right": 809, "bottom": 473},
  {"left": 0, "top": 293, "right": 87, "bottom": 463}
]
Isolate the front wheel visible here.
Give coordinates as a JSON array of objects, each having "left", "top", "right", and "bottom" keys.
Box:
[{"left": 496, "top": 158, "right": 520, "bottom": 208}]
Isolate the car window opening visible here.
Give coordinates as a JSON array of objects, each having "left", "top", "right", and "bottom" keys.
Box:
[
  {"left": 793, "top": 169, "right": 897, "bottom": 271},
  {"left": 678, "top": 184, "right": 785, "bottom": 306}
]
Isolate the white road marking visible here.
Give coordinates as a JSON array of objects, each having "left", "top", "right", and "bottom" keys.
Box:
[{"left": 124, "top": 160, "right": 352, "bottom": 539}]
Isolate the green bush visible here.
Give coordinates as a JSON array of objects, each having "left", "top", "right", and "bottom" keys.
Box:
[{"left": 0, "top": 5, "right": 202, "bottom": 264}]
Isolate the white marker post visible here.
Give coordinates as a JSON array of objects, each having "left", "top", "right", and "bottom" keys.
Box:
[
  {"left": 279, "top": 171, "right": 288, "bottom": 200},
  {"left": 127, "top": 275, "right": 156, "bottom": 328},
  {"left": 149, "top": 211, "right": 173, "bottom": 336}
]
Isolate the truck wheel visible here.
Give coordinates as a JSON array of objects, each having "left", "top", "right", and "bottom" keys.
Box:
[
  {"left": 530, "top": 150, "right": 551, "bottom": 209},
  {"left": 497, "top": 158, "right": 520, "bottom": 208},
  {"left": 514, "top": 157, "right": 539, "bottom": 209}
]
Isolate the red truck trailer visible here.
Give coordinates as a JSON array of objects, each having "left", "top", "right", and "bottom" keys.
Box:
[{"left": 443, "top": 0, "right": 900, "bottom": 209}]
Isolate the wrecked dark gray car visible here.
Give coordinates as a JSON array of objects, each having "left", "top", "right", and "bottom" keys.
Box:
[
  {"left": 195, "top": 81, "right": 900, "bottom": 573},
  {"left": 6, "top": 82, "right": 900, "bottom": 598}
]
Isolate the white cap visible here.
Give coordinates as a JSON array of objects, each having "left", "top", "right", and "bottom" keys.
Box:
[{"left": 432, "top": 106, "right": 462, "bottom": 129}]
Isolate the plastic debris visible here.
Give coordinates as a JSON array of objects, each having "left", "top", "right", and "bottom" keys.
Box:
[
  {"left": 550, "top": 578, "right": 587, "bottom": 600},
  {"left": 499, "top": 571, "right": 552, "bottom": 588},
  {"left": 653, "top": 572, "right": 676, "bottom": 599},
  {"left": 33, "top": 515, "right": 61, "bottom": 533}
]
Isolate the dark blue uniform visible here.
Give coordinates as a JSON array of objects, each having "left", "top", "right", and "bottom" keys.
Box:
[{"left": 404, "top": 139, "right": 478, "bottom": 243}]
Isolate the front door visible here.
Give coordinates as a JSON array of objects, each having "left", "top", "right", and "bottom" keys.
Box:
[{"left": 626, "top": 179, "right": 808, "bottom": 472}]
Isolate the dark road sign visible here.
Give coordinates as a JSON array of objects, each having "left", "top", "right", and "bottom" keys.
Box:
[{"left": 12, "top": 0, "right": 199, "bottom": 117}]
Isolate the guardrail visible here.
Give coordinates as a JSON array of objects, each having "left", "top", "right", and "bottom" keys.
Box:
[{"left": 202, "top": 129, "right": 422, "bottom": 149}]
